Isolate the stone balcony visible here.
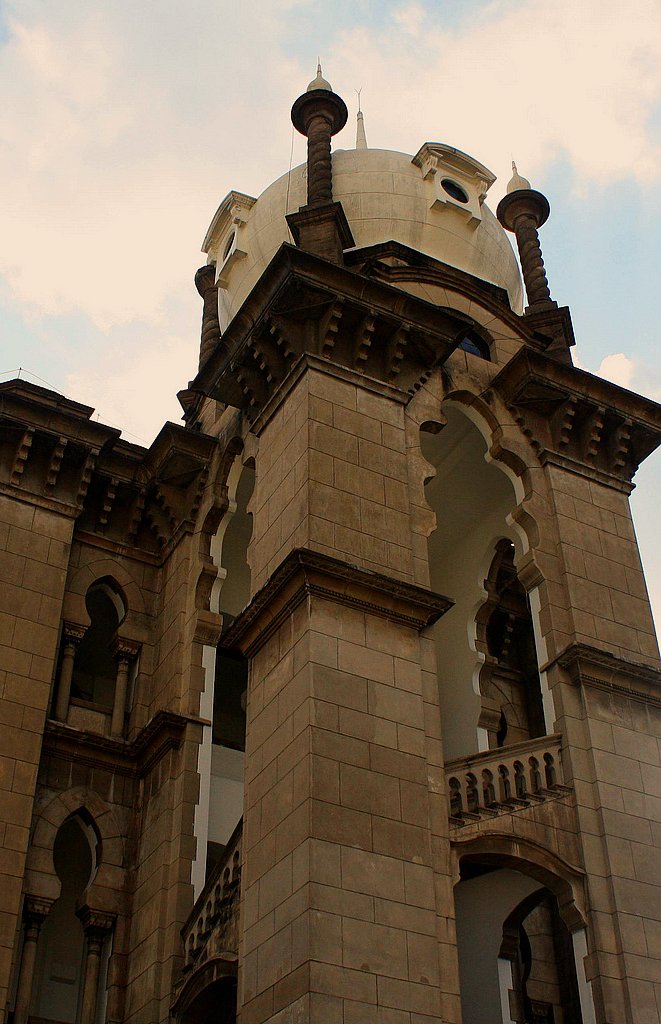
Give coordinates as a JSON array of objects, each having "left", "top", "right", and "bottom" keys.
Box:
[{"left": 445, "top": 733, "right": 571, "bottom": 828}]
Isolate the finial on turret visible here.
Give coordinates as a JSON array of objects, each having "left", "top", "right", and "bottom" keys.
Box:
[
  {"left": 308, "top": 60, "right": 332, "bottom": 92},
  {"left": 355, "top": 89, "right": 367, "bottom": 149},
  {"left": 507, "top": 161, "right": 532, "bottom": 193}
]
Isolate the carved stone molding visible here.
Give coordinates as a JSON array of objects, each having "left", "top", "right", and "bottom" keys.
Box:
[
  {"left": 23, "top": 895, "right": 54, "bottom": 928},
  {"left": 493, "top": 349, "right": 661, "bottom": 488},
  {"left": 43, "top": 709, "right": 203, "bottom": 779},
  {"left": 551, "top": 641, "right": 661, "bottom": 709},
  {"left": 63, "top": 621, "right": 87, "bottom": 644},
  {"left": 110, "top": 636, "right": 141, "bottom": 663},
  {"left": 221, "top": 547, "right": 453, "bottom": 658},
  {"left": 77, "top": 904, "right": 116, "bottom": 938}
]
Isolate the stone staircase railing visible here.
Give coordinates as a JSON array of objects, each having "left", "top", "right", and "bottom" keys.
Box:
[
  {"left": 181, "top": 817, "right": 242, "bottom": 972},
  {"left": 445, "top": 734, "right": 569, "bottom": 827}
]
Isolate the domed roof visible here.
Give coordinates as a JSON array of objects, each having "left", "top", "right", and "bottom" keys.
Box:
[{"left": 204, "top": 143, "right": 523, "bottom": 330}]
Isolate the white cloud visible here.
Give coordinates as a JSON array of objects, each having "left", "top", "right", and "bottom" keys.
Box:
[
  {"left": 3, "top": 0, "right": 661, "bottom": 338},
  {"left": 598, "top": 353, "right": 636, "bottom": 390},
  {"left": 393, "top": 3, "right": 426, "bottom": 36},
  {"left": 332, "top": 0, "right": 661, "bottom": 192},
  {"left": 0, "top": 1, "right": 308, "bottom": 330}
]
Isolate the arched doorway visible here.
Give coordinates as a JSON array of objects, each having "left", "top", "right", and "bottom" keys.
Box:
[
  {"left": 172, "top": 958, "right": 237, "bottom": 1024},
  {"left": 454, "top": 857, "right": 588, "bottom": 1024}
]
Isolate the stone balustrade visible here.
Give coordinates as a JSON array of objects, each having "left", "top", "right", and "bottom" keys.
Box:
[
  {"left": 181, "top": 818, "right": 242, "bottom": 972},
  {"left": 445, "top": 733, "right": 567, "bottom": 825}
]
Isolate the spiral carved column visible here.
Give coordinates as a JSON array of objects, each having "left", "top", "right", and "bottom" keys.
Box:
[
  {"left": 306, "top": 113, "right": 334, "bottom": 206},
  {"left": 497, "top": 188, "right": 554, "bottom": 311},
  {"left": 513, "top": 212, "right": 552, "bottom": 305},
  {"left": 195, "top": 264, "right": 222, "bottom": 369}
]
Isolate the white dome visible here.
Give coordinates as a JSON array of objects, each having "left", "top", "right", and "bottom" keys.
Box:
[{"left": 205, "top": 145, "right": 523, "bottom": 329}]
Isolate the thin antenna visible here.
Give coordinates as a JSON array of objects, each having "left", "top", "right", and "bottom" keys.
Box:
[{"left": 355, "top": 88, "right": 362, "bottom": 113}]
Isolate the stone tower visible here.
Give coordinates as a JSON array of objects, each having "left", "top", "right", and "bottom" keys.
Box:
[{"left": 1, "top": 70, "right": 660, "bottom": 1024}]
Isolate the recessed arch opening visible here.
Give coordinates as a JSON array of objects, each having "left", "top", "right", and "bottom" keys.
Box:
[
  {"left": 29, "top": 812, "right": 102, "bottom": 1022},
  {"left": 206, "top": 459, "right": 254, "bottom": 880},
  {"left": 422, "top": 403, "right": 525, "bottom": 759},
  {"left": 454, "top": 856, "right": 586, "bottom": 1024},
  {"left": 477, "top": 539, "right": 545, "bottom": 747}
]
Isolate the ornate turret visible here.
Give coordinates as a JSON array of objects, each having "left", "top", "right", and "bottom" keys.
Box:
[
  {"left": 286, "top": 64, "right": 354, "bottom": 263},
  {"left": 496, "top": 162, "right": 554, "bottom": 311}
]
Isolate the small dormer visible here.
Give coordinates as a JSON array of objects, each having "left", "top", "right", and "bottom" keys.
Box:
[
  {"left": 202, "top": 190, "right": 256, "bottom": 288},
  {"left": 412, "top": 142, "right": 496, "bottom": 227}
]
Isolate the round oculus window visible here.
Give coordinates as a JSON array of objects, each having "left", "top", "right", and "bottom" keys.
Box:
[{"left": 441, "top": 179, "right": 469, "bottom": 204}]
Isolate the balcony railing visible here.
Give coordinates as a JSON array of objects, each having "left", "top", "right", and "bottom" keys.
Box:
[
  {"left": 181, "top": 818, "right": 242, "bottom": 972},
  {"left": 445, "top": 734, "right": 569, "bottom": 826}
]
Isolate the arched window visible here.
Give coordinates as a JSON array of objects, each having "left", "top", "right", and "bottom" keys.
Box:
[
  {"left": 456, "top": 327, "right": 491, "bottom": 360},
  {"left": 71, "top": 578, "right": 126, "bottom": 708}
]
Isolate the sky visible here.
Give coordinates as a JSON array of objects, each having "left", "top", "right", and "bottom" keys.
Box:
[{"left": 1, "top": 0, "right": 659, "bottom": 628}]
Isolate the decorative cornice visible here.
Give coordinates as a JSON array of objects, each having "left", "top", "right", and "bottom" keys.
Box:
[
  {"left": 549, "top": 641, "right": 661, "bottom": 708},
  {"left": 190, "top": 243, "right": 476, "bottom": 420},
  {"left": 0, "top": 380, "right": 219, "bottom": 556},
  {"left": 492, "top": 348, "right": 661, "bottom": 485},
  {"left": 220, "top": 547, "right": 453, "bottom": 658}
]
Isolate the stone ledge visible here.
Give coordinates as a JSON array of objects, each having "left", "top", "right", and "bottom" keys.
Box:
[
  {"left": 220, "top": 547, "right": 453, "bottom": 657},
  {"left": 43, "top": 709, "right": 208, "bottom": 778},
  {"left": 550, "top": 641, "right": 661, "bottom": 708}
]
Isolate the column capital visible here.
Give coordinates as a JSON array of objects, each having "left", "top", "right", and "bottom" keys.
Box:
[
  {"left": 63, "top": 621, "right": 87, "bottom": 644},
  {"left": 23, "top": 895, "right": 53, "bottom": 931},
  {"left": 109, "top": 636, "right": 141, "bottom": 663},
  {"left": 77, "top": 905, "right": 116, "bottom": 946}
]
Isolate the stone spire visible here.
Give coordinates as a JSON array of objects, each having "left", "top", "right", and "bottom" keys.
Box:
[
  {"left": 497, "top": 165, "right": 554, "bottom": 312},
  {"left": 355, "top": 89, "right": 367, "bottom": 149},
  {"left": 286, "top": 65, "right": 354, "bottom": 263}
]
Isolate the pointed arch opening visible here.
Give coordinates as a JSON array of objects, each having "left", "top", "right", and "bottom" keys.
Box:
[{"left": 70, "top": 577, "right": 127, "bottom": 709}]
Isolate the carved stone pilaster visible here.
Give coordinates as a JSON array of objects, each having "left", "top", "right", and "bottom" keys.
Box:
[{"left": 77, "top": 906, "right": 116, "bottom": 1024}]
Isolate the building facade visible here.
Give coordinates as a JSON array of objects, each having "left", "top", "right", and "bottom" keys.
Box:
[{"left": 1, "top": 70, "right": 660, "bottom": 1024}]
